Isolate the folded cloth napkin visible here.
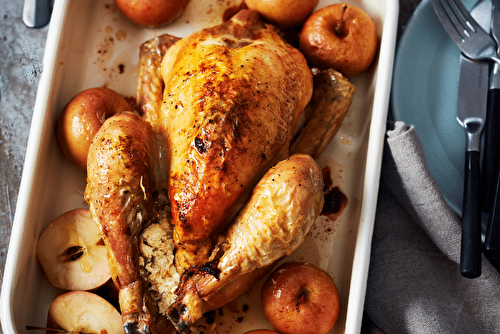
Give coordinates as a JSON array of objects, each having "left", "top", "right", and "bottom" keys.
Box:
[{"left": 364, "top": 121, "right": 500, "bottom": 334}]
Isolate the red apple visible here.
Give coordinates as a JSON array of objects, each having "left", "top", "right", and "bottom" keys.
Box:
[
  {"left": 244, "top": 0, "right": 319, "bottom": 29},
  {"left": 57, "top": 87, "right": 131, "bottom": 170},
  {"left": 300, "top": 3, "right": 378, "bottom": 78},
  {"left": 261, "top": 262, "right": 340, "bottom": 334},
  {"left": 114, "top": 0, "right": 191, "bottom": 27}
]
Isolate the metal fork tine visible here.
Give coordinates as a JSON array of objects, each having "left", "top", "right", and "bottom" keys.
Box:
[
  {"left": 432, "top": 0, "right": 500, "bottom": 63},
  {"left": 432, "top": 0, "right": 466, "bottom": 44},
  {"left": 442, "top": 0, "right": 472, "bottom": 38},
  {"left": 451, "top": 0, "right": 485, "bottom": 33},
  {"left": 440, "top": 0, "right": 470, "bottom": 41}
]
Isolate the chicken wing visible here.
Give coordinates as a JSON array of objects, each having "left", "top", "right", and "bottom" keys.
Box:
[
  {"left": 290, "top": 68, "right": 355, "bottom": 158},
  {"left": 136, "top": 34, "right": 180, "bottom": 125}
]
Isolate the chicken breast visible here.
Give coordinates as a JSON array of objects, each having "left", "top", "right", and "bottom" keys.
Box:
[{"left": 152, "top": 10, "right": 313, "bottom": 269}]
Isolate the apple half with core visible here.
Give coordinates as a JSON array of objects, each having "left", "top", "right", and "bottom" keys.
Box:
[
  {"left": 36, "top": 209, "right": 111, "bottom": 291},
  {"left": 46, "top": 291, "right": 122, "bottom": 334}
]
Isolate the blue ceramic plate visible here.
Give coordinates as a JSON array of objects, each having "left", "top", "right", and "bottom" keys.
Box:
[{"left": 391, "top": 0, "right": 478, "bottom": 215}]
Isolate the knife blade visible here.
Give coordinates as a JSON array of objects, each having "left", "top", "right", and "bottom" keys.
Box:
[
  {"left": 484, "top": 0, "right": 500, "bottom": 258},
  {"left": 457, "top": 55, "right": 489, "bottom": 279}
]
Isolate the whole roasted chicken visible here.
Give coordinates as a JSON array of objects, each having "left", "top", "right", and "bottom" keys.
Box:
[{"left": 85, "top": 9, "right": 354, "bottom": 334}]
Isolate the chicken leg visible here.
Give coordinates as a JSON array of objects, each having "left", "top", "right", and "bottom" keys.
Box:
[
  {"left": 166, "top": 154, "right": 325, "bottom": 331},
  {"left": 85, "top": 112, "right": 162, "bottom": 334}
]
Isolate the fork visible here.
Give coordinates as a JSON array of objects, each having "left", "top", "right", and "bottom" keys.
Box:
[
  {"left": 431, "top": 0, "right": 493, "bottom": 279},
  {"left": 431, "top": 0, "right": 500, "bottom": 65}
]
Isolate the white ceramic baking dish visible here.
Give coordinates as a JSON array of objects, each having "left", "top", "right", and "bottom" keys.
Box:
[{"left": 0, "top": 0, "right": 398, "bottom": 333}]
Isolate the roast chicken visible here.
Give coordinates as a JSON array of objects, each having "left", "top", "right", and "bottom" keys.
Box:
[{"left": 85, "top": 9, "right": 354, "bottom": 334}]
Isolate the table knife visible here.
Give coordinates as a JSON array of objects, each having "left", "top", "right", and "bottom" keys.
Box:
[
  {"left": 481, "top": 0, "right": 500, "bottom": 212},
  {"left": 457, "top": 55, "right": 489, "bottom": 279},
  {"left": 484, "top": 0, "right": 500, "bottom": 258},
  {"left": 22, "top": 0, "right": 52, "bottom": 28}
]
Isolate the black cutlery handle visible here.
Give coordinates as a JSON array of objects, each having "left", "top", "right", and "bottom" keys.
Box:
[
  {"left": 484, "top": 164, "right": 500, "bottom": 259},
  {"left": 481, "top": 88, "right": 500, "bottom": 212},
  {"left": 461, "top": 150, "right": 482, "bottom": 278}
]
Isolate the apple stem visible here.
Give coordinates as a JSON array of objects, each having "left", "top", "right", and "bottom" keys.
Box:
[
  {"left": 295, "top": 288, "right": 307, "bottom": 312},
  {"left": 334, "top": 5, "right": 348, "bottom": 38}
]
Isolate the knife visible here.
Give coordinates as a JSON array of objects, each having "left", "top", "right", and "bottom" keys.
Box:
[
  {"left": 457, "top": 1, "right": 490, "bottom": 278},
  {"left": 481, "top": 0, "right": 500, "bottom": 212},
  {"left": 23, "top": 0, "right": 52, "bottom": 29},
  {"left": 457, "top": 55, "right": 489, "bottom": 279},
  {"left": 484, "top": 0, "right": 500, "bottom": 259}
]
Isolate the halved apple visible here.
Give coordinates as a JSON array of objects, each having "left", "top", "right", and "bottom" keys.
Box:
[
  {"left": 46, "top": 291, "right": 122, "bottom": 334},
  {"left": 36, "top": 208, "right": 111, "bottom": 291}
]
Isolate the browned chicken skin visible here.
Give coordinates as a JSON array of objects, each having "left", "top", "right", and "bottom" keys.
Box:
[
  {"left": 167, "top": 154, "right": 325, "bottom": 331},
  {"left": 85, "top": 9, "right": 354, "bottom": 334},
  {"left": 153, "top": 10, "right": 314, "bottom": 269},
  {"left": 85, "top": 112, "right": 159, "bottom": 333}
]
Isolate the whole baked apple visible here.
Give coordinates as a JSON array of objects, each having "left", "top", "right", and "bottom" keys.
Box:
[
  {"left": 57, "top": 87, "right": 131, "bottom": 170},
  {"left": 115, "top": 0, "right": 191, "bottom": 27},
  {"left": 261, "top": 261, "right": 340, "bottom": 334},
  {"left": 244, "top": 0, "right": 319, "bottom": 29},
  {"left": 300, "top": 3, "right": 378, "bottom": 78}
]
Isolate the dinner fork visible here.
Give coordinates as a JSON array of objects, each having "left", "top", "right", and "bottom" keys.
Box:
[
  {"left": 431, "top": 0, "right": 500, "bottom": 65},
  {"left": 431, "top": 0, "right": 494, "bottom": 279}
]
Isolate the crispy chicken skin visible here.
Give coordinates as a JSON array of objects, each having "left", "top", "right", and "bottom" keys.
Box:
[
  {"left": 84, "top": 112, "right": 160, "bottom": 333},
  {"left": 152, "top": 10, "right": 313, "bottom": 269},
  {"left": 167, "top": 154, "right": 325, "bottom": 332}
]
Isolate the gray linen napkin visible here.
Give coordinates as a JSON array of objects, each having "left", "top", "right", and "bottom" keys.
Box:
[{"left": 364, "top": 121, "right": 500, "bottom": 333}]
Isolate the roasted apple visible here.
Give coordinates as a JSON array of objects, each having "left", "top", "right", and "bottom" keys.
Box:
[
  {"left": 46, "top": 291, "right": 122, "bottom": 334},
  {"left": 36, "top": 209, "right": 111, "bottom": 291},
  {"left": 57, "top": 87, "right": 131, "bottom": 170},
  {"left": 114, "top": 0, "right": 190, "bottom": 27},
  {"left": 244, "top": 0, "right": 319, "bottom": 29},
  {"left": 300, "top": 3, "right": 378, "bottom": 78},
  {"left": 261, "top": 262, "right": 340, "bottom": 334}
]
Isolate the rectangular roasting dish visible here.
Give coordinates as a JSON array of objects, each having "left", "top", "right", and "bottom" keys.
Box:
[{"left": 0, "top": 0, "right": 399, "bottom": 333}]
